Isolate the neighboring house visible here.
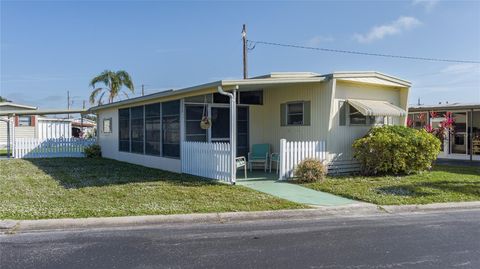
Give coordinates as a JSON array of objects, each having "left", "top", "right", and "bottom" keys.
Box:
[
  {"left": 408, "top": 103, "right": 480, "bottom": 161},
  {"left": 91, "top": 71, "right": 410, "bottom": 180},
  {"left": 71, "top": 117, "right": 96, "bottom": 138},
  {"left": 0, "top": 102, "right": 72, "bottom": 148}
]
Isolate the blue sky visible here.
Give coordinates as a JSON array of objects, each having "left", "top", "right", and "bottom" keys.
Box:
[{"left": 1, "top": 0, "right": 479, "bottom": 109}]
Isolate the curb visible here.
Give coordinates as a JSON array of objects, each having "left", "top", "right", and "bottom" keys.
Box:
[
  {"left": 0, "top": 204, "right": 379, "bottom": 233},
  {"left": 381, "top": 201, "right": 480, "bottom": 214},
  {"left": 1, "top": 201, "right": 479, "bottom": 234}
]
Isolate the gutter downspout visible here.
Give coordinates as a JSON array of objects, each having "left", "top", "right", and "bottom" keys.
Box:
[{"left": 217, "top": 85, "right": 238, "bottom": 185}]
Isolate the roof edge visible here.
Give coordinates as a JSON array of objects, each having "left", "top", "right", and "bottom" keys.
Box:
[{"left": 330, "top": 71, "right": 411, "bottom": 87}]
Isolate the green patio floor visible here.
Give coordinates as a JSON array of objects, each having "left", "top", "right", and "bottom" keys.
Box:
[{"left": 236, "top": 171, "right": 354, "bottom": 206}]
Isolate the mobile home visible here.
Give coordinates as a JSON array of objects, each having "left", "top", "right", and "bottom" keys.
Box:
[{"left": 91, "top": 71, "right": 410, "bottom": 183}]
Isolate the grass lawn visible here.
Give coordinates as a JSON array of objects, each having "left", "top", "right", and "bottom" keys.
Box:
[
  {"left": 0, "top": 158, "right": 305, "bottom": 220},
  {"left": 303, "top": 165, "right": 480, "bottom": 205}
]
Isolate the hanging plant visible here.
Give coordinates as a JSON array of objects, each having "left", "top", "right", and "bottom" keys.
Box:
[{"left": 200, "top": 116, "right": 211, "bottom": 129}]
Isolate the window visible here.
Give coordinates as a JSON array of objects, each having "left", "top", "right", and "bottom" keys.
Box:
[
  {"left": 349, "top": 105, "right": 367, "bottom": 125},
  {"left": 130, "top": 106, "right": 144, "bottom": 154},
  {"left": 103, "top": 118, "right": 112, "bottom": 133},
  {"left": 239, "top": 90, "right": 263, "bottom": 105},
  {"left": 145, "top": 103, "right": 161, "bottom": 155},
  {"left": 185, "top": 105, "right": 207, "bottom": 142},
  {"left": 119, "top": 108, "right": 130, "bottom": 152},
  {"left": 341, "top": 103, "right": 387, "bottom": 126},
  {"left": 280, "top": 101, "right": 311, "bottom": 126},
  {"left": 18, "top": 116, "right": 32, "bottom": 126},
  {"left": 162, "top": 100, "right": 180, "bottom": 158}
]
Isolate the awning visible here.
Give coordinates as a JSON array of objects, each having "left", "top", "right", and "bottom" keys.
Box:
[{"left": 347, "top": 99, "right": 407, "bottom": 117}]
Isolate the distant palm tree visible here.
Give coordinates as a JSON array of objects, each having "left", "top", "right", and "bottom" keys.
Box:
[{"left": 89, "top": 70, "right": 135, "bottom": 105}]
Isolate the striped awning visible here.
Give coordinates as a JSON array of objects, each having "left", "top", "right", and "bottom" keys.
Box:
[{"left": 347, "top": 99, "right": 407, "bottom": 117}]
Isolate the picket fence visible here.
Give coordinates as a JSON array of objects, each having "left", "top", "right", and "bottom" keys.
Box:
[
  {"left": 278, "top": 139, "right": 327, "bottom": 180},
  {"left": 181, "top": 141, "right": 232, "bottom": 182},
  {"left": 14, "top": 138, "right": 96, "bottom": 158}
]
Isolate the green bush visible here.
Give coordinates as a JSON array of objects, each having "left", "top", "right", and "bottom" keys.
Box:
[
  {"left": 84, "top": 144, "right": 102, "bottom": 158},
  {"left": 353, "top": 126, "right": 441, "bottom": 175},
  {"left": 294, "top": 158, "right": 327, "bottom": 183}
]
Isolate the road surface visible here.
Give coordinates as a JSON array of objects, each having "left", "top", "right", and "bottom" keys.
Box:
[{"left": 1, "top": 209, "right": 479, "bottom": 268}]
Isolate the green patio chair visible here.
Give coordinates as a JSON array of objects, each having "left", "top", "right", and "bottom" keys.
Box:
[
  {"left": 270, "top": 153, "right": 280, "bottom": 174},
  {"left": 248, "top": 144, "right": 270, "bottom": 172}
]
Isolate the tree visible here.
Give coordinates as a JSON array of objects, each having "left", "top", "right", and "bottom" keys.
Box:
[
  {"left": 0, "top": 96, "right": 11, "bottom": 102},
  {"left": 89, "top": 70, "right": 135, "bottom": 105}
]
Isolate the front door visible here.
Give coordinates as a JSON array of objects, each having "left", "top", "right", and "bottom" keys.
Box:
[{"left": 210, "top": 106, "right": 249, "bottom": 157}]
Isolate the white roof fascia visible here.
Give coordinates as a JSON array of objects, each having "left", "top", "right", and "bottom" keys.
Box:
[
  {"left": 331, "top": 71, "right": 411, "bottom": 87},
  {"left": 89, "top": 77, "right": 326, "bottom": 112}
]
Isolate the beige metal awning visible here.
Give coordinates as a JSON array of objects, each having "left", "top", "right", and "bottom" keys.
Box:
[{"left": 347, "top": 99, "right": 407, "bottom": 117}]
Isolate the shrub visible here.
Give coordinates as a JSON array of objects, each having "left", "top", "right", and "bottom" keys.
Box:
[
  {"left": 353, "top": 125, "right": 441, "bottom": 175},
  {"left": 294, "top": 158, "right": 327, "bottom": 183},
  {"left": 84, "top": 144, "right": 102, "bottom": 158}
]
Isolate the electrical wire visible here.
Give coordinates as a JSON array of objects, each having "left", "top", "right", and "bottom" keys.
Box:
[{"left": 247, "top": 40, "right": 480, "bottom": 64}]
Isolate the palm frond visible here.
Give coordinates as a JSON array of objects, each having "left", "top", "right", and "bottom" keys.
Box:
[
  {"left": 89, "top": 87, "right": 104, "bottom": 105},
  {"left": 117, "top": 70, "right": 135, "bottom": 93},
  {"left": 89, "top": 70, "right": 114, "bottom": 89},
  {"left": 98, "top": 91, "right": 107, "bottom": 105}
]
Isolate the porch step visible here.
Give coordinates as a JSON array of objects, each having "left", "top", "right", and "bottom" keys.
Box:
[{"left": 327, "top": 160, "right": 361, "bottom": 175}]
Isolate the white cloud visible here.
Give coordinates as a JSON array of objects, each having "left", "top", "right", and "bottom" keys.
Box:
[
  {"left": 305, "top": 36, "right": 334, "bottom": 47},
  {"left": 354, "top": 16, "right": 421, "bottom": 43},
  {"left": 441, "top": 63, "right": 480, "bottom": 74},
  {"left": 412, "top": 0, "right": 439, "bottom": 12}
]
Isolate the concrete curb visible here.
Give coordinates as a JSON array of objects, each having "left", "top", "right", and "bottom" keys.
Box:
[
  {"left": 381, "top": 201, "right": 480, "bottom": 214},
  {"left": 1, "top": 201, "right": 479, "bottom": 234}
]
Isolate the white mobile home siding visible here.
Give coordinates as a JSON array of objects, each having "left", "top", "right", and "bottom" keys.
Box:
[
  {"left": 97, "top": 107, "right": 182, "bottom": 173},
  {"left": 327, "top": 80, "right": 408, "bottom": 161},
  {"left": 249, "top": 81, "right": 333, "bottom": 153}
]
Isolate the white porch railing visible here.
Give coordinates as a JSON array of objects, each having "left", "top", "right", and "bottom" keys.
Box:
[
  {"left": 181, "top": 141, "right": 232, "bottom": 182},
  {"left": 14, "top": 138, "right": 96, "bottom": 158},
  {"left": 278, "top": 139, "right": 327, "bottom": 180}
]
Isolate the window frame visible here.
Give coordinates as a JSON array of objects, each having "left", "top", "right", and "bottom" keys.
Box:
[
  {"left": 18, "top": 116, "right": 32, "bottom": 127},
  {"left": 286, "top": 102, "right": 305, "bottom": 126},
  {"left": 103, "top": 118, "right": 112, "bottom": 133}
]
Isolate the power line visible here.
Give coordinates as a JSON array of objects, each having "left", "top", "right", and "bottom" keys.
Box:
[{"left": 247, "top": 40, "right": 480, "bottom": 64}]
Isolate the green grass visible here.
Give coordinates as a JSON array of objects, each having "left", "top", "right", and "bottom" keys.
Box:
[
  {"left": 0, "top": 158, "right": 305, "bottom": 220},
  {"left": 302, "top": 165, "right": 480, "bottom": 205},
  {"left": 0, "top": 149, "right": 7, "bottom": 157}
]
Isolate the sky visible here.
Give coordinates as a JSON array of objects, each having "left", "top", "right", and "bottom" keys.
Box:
[{"left": 1, "top": 0, "right": 479, "bottom": 109}]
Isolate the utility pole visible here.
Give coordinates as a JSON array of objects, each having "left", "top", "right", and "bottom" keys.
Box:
[
  {"left": 142, "top": 84, "right": 145, "bottom": 96},
  {"left": 242, "top": 24, "right": 248, "bottom": 79},
  {"left": 67, "top": 90, "right": 71, "bottom": 119}
]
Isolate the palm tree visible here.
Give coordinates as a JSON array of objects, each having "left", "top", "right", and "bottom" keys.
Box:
[{"left": 89, "top": 70, "right": 135, "bottom": 105}]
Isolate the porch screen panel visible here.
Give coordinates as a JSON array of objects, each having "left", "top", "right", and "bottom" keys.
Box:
[
  {"left": 185, "top": 105, "right": 207, "bottom": 142},
  {"left": 130, "top": 106, "right": 144, "bottom": 154},
  {"left": 237, "top": 107, "right": 249, "bottom": 157},
  {"left": 119, "top": 108, "right": 130, "bottom": 152},
  {"left": 145, "top": 103, "right": 161, "bottom": 156},
  {"left": 162, "top": 100, "right": 180, "bottom": 158}
]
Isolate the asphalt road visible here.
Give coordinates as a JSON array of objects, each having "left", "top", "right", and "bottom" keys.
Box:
[{"left": 1, "top": 209, "right": 480, "bottom": 269}]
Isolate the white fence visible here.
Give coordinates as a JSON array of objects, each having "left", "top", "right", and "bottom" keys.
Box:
[
  {"left": 37, "top": 118, "right": 72, "bottom": 140},
  {"left": 181, "top": 141, "right": 232, "bottom": 182},
  {"left": 13, "top": 138, "right": 96, "bottom": 158},
  {"left": 278, "top": 139, "right": 327, "bottom": 180}
]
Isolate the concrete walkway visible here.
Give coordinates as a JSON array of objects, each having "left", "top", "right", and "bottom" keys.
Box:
[{"left": 237, "top": 178, "right": 355, "bottom": 206}]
